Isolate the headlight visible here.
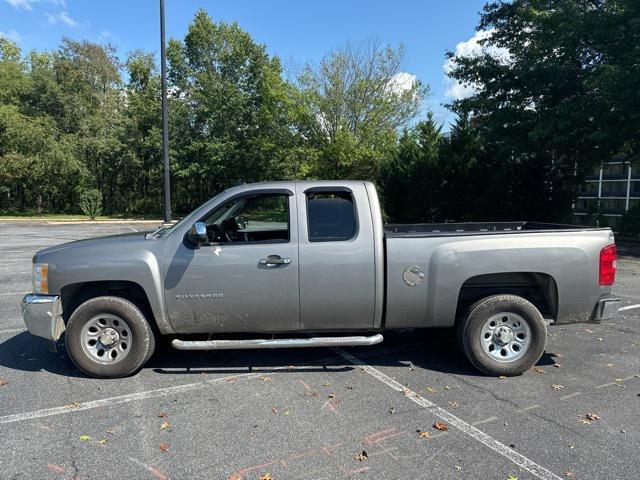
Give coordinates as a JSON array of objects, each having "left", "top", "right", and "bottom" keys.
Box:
[{"left": 33, "top": 263, "right": 49, "bottom": 294}]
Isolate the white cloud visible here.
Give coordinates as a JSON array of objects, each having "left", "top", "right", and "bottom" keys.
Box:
[
  {"left": 45, "top": 10, "right": 78, "bottom": 27},
  {"left": 5, "top": 0, "right": 33, "bottom": 10},
  {"left": 98, "top": 29, "right": 115, "bottom": 42},
  {"left": 387, "top": 72, "right": 418, "bottom": 95},
  {"left": 443, "top": 29, "right": 510, "bottom": 100},
  {"left": 5, "top": 0, "right": 65, "bottom": 9},
  {"left": 0, "top": 29, "right": 22, "bottom": 43}
]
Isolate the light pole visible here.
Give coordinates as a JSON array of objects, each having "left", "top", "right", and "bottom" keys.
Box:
[{"left": 160, "top": 0, "right": 171, "bottom": 224}]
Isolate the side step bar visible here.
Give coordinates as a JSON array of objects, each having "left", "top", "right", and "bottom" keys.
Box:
[{"left": 171, "top": 334, "right": 384, "bottom": 351}]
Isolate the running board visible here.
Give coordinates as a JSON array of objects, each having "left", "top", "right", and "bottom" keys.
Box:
[{"left": 171, "top": 334, "right": 384, "bottom": 351}]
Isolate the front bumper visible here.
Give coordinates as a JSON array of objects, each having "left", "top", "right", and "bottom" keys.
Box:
[
  {"left": 592, "top": 297, "right": 623, "bottom": 322},
  {"left": 21, "top": 294, "right": 65, "bottom": 351}
]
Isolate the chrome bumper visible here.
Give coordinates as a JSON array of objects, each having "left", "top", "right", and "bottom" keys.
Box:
[
  {"left": 21, "top": 294, "right": 64, "bottom": 350},
  {"left": 593, "top": 297, "right": 622, "bottom": 322}
]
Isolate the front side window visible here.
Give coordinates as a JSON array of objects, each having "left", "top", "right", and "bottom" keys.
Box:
[
  {"left": 306, "top": 191, "right": 356, "bottom": 242},
  {"left": 203, "top": 193, "right": 289, "bottom": 244}
]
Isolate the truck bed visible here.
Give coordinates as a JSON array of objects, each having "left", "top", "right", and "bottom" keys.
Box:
[{"left": 384, "top": 221, "right": 607, "bottom": 238}]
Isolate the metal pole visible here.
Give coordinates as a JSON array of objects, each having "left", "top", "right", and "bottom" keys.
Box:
[{"left": 160, "top": 0, "right": 171, "bottom": 224}]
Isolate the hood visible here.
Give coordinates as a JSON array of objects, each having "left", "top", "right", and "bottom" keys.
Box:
[{"left": 33, "top": 231, "right": 150, "bottom": 262}]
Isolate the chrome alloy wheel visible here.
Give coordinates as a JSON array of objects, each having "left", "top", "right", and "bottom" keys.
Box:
[
  {"left": 480, "top": 312, "right": 531, "bottom": 362},
  {"left": 80, "top": 313, "right": 132, "bottom": 364}
]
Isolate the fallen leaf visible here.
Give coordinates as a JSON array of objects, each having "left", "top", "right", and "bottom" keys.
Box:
[
  {"left": 68, "top": 402, "right": 81, "bottom": 408},
  {"left": 444, "top": 385, "right": 451, "bottom": 390},
  {"left": 564, "top": 471, "right": 576, "bottom": 479},
  {"left": 79, "top": 435, "right": 91, "bottom": 441},
  {"left": 345, "top": 385, "right": 354, "bottom": 390},
  {"left": 328, "top": 393, "right": 336, "bottom": 399},
  {"left": 585, "top": 329, "right": 594, "bottom": 334},
  {"left": 160, "top": 421, "right": 170, "bottom": 430},
  {"left": 98, "top": 439, "right": 108, "bottom": 445},
  {"left": 455, "top": 465, "right": 462, "bottom": 471},
  {"left": 402, "top": 387, "right": 411, "bottom": 396},
  {"left": 552, "top": 384, "right": 565, "bottom": 390},
  {"left": 426, "top": 387, "right": 437, "bottom": 393},
  {"left": 259, "top": 474, "right": 273, "bottom": 480},
  {"left": 448, "top": 400, "right": 459, "bottom": 408},
  {"left": 106, "top": 428, "right": 116, "bottom": 435},
  {"left": 159, "top": 442, "right": 169, "bottom": 452},
  {"left": 507, "top": 476, "right": 518, "bottom": 480},
  {"left": 0, "top": 378, "right": 7, "bottom": 386},
  {"left": 498, "top": 376, "right": 507, "bottom": 380},
  {"left": 226, "top": 377, "right": 237, "bottom": 383},
  {"left": 533, "top": 367, "right": 545, "bottom": 374},
  {"left": 354, "top": 450, "right": 368, "bottom": 462},
  {"left": 433, "top": 421, "right": 449, "bottom": 431},
  {"left": 417, "top": 430, "right": 430, "bottom": 438},
  {"left": 258, "top": 376, "right": 272, "bottom": 382},
  {"left": 604, "top": 363, "right": 615, "bottom": 368},
  {"left": 553, "top": 363, "right": 561, "bottom": 368},
  {"left": 323, "top": 382, "right": 331, "bottom": 387},
  {"left": 585, "top": 413, "right": 601, "bottom": 421},
  {"left": 158, "top": 412, "right": 168, "bottom": 418},
  {"left": 271, "top": 407, "right": 279, "bottom": 414},
  {"left": 389, "top": 407, "right": 396, "bottom": 414}
]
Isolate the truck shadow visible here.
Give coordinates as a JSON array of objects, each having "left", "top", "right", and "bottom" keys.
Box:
[{"left": 0, "top": 329, "right": 557, "bottom": 379}]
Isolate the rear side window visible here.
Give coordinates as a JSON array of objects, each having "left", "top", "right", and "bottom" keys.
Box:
[{"left": 306, "top": 191, "right": 356, "bottom": 242}]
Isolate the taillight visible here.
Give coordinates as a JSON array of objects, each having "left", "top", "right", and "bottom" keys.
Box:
[{"left": 599, "top": 244, "right": 617, "bottom": 286}]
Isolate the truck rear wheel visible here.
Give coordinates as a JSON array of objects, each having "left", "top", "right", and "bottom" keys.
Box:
[
  {"left": 65, "top": 296, "right": 155, "bottom": 378},
  {"left": 457, "top": 294, "right": 547, "bottom": 376}
]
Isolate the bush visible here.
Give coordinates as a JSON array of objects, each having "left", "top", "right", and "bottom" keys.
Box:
[
  {"left": 618, "top": 205, "right": 640, "bottom": 236},
  {"left": 79, "top": 189, "right": 102, "bottom": 220}
]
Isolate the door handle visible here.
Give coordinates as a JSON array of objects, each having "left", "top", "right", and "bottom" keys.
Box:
[{"left": 259, "top": 255, "right": 291, "bottom": 267}]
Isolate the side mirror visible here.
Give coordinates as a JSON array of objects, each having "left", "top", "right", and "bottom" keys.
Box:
[{"left": 186, "top": 222, "right": 208, "bottom": 245}]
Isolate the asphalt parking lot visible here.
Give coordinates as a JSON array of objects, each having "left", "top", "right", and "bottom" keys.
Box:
[{"left": 0, "top": 222, "right": 638, "bottom": 480}]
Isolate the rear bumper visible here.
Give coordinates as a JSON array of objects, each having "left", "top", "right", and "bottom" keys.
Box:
[
  {"left": 21, "top": 294, "right": 64, "bottom": 351},
  {"left": 592, "top": 297, "right": 622, "bottom": 322}
]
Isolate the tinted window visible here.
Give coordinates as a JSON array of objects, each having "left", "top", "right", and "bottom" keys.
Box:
[
  {"left": 203, "top": 193, "right": 289, "bottom": 244},
  {"left": 306, "top": 191, "right": 356, "bottom": 242}
]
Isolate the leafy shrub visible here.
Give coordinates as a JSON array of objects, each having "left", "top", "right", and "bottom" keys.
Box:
[
  {"left": 79, "top": 189, "right": 102, "bottom": 220},
  {"left": 618, "top": 205, "right": 640, "bottom": 236}
]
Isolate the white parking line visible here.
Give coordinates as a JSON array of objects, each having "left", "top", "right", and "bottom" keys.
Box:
[
  {"left": 0, "top": 372, "right": 260, "bottom": 425},
  {"left": 333, "top": 347, "right": 562, "bottom": 480},
  {"left": 619, "top": 304, "right": 640, "bottom": 311},
  {"left": 0, "top": 291, "right": 28, "bottom": 296}
]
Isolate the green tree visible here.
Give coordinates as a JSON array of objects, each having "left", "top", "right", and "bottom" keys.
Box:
[
  {"left": 167, "top": 10, "right": 303, "bottom": 210},
  {"left": 297, "top": 40, "right": 427, "bottom": 180},
  {"left": 380, "top": 113, "right": 443, "bottom": 222},
  {"left": 447, "top": 0, "right": 640, "bottom": 221}
]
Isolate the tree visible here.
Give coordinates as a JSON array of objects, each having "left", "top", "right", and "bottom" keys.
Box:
[
  {"left": 297, "top": 40, "right": 427, "bottom": 180},
  {"left": 166, "top": 10, "right": 302, "bottom": 210},
  {"left": 379, "top": 113, "right": 443, "bottom": 222},
  {"left": 447, "top": 0, "right": 640, "bottom": 221}
]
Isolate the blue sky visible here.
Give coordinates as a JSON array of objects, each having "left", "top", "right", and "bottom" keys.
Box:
[{"left": 1, "top": 0, "right": 488, "bottom": 128}]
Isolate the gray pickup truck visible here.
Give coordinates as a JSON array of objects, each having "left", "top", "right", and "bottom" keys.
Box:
[{"left": 22, "top": 181, "right": 621, "bottom": 378}]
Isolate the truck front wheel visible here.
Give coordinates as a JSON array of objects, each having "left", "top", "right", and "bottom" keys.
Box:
[
  {"left": 457, "top": 294, "right": 547, "bottom": 376},
  {"left": 65, "top": 296, "right": 156, "bottom": 378}
]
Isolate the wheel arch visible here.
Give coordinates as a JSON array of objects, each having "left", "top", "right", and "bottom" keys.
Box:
[
  {"left": 455, "top": 272, "right": 558, "bottom": 324},
  {"left": 60, "top": 281, "right": 159, "bottom": 332}
]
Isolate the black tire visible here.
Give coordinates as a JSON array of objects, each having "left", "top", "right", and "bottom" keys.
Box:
[
  {"left": 457, "top": 294, "right": 547, "bottom": 376},
  {"left": 65, "top": 296, "right": 155, "bottom": 378}
]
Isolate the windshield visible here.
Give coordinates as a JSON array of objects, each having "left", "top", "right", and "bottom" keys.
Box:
[{"left": 148, "top": 188, "right": 230, "bottom": 239}]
